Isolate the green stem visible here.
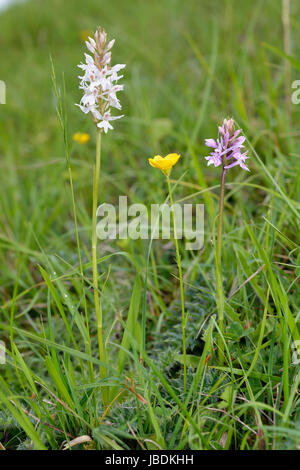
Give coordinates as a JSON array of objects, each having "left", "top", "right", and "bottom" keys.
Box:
[
  {"left": 167, "top": 176, "right": 187, "bottom": 393},
  {"left": 92, "top": 128, "right": 106, "bottom": 397},
  {"left": 68, "top": 165, "right": 94, "bottom": 382},
  {"left": 215, "top": 167, "right": 227, "bottom": 364}
]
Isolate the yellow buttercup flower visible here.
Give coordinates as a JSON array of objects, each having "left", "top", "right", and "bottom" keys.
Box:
[
  {"left": 148, "top": 153, "right": 180, "bottom": 176},
  {"left": 73, "top": 132, "right": 90, "bottom": 144}
]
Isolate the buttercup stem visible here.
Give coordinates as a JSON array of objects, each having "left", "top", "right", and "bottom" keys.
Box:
[
  {"left": 92, "top": 128, "right": 106, "bottom": 400},
  {"left": 167, "top": 176, "right": 187, "bottom": 393},
  {"left": 216, "top": 167, "right": 227, "bottom": 364}
]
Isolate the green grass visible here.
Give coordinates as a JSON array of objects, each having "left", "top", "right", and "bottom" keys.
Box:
[{"left": 0, "top": 0, "right": 300, "bottom": 450}]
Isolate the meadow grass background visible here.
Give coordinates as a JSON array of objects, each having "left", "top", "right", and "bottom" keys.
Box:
[{"left": 0, "top": 0, "right": 300, "bottom": 450}]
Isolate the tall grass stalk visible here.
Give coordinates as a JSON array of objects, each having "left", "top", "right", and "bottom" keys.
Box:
[{"left": 166, "top": 176, "right": 187, "bottom": 393}]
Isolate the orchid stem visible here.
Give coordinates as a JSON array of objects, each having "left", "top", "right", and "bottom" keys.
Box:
[
  {"left": 167, "top": 176, "right": 187, "bottom": 393},
  {"left": 216, "top": 167, "right": 227, "bottom": 364},
  {"left": 92, "top": 128, "right": 107, "bottom": 404}
]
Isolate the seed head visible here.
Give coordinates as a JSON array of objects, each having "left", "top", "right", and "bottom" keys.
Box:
[{"left": 76, "top": 27, "right": 126, "bottom": 133}]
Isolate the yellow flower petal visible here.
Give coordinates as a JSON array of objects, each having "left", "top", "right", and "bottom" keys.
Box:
[
  {"left": 148, "top": 153, "right": 180, "bottom": 176},
  {"left": 164, "top": 153, "right": 181, "bottom": 165}
]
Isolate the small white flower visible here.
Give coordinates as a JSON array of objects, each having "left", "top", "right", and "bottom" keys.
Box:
[
  {"left": 105, "top": 39, "right": 115, "bottom": 51},
  {"left": 85, "top": 37, "right": 96, "bottom": 53},
  {"left": 97, "top": 110, "right": 124, "bottom": 133},
  {"left": 76, "top": 103, "right": 94, "bottom": 114},
  {"left": 81, "top": 92, "right": 97, "bottom": 106},
  {"left": 103, "top": 52, "right": 111, "bottom": 65}
]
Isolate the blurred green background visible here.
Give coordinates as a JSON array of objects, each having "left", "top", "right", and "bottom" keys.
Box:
[{"left": 1, "top": 0, "right": 299, "bottom": 255}]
